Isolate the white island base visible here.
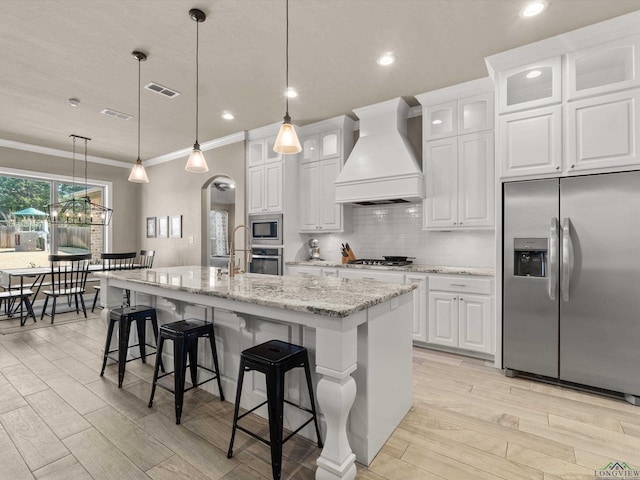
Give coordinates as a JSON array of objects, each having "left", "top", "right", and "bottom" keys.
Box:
[{"left": 97, "top": 268, "right": 414, "bottom": 479}]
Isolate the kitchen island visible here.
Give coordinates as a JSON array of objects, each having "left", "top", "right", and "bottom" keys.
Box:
[{"left": 96, "top": 266, "right": 416, "bottom": 480}]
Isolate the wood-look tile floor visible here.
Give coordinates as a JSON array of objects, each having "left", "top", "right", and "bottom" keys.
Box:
[{"left": 1, "top": 312, "right": 640, "bottom": 479}]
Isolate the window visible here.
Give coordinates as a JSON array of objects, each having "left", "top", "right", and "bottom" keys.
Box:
[{"left": 0, "top": 168, "right": 112, "bottom": 268}]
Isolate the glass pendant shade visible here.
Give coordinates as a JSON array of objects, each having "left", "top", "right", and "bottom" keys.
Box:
[
  {"left": 128, "top": 158, "right": 149, "bottom": 183},
  {"left": 185, "top": 142, "right": 209, "bottom": 172},
  {"left": 274, "top": 115, "right": 301, "bottom": 154}
]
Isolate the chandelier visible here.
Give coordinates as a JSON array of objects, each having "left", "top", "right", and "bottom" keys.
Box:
[{"left": 46, "top": 135, "right": 113, "bottom": 226}]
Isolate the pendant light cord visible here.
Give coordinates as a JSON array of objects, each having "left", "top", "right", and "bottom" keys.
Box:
[
  {"left": 137, "top": 56, "right": 141, "bottom": 159},
  {"left": 84, "top": 138, "right": 88, "bottom": 196},
  {"left": 195, "top": 19, "right": 200, "bottom": 144},
  {"left": 285, "top": 0, "right": 290, "bottom": 116}
]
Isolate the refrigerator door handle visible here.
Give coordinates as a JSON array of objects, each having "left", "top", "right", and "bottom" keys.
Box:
[
  {"left": 549, "top": 217, "right": 558, "bottom": 300},
  {"left": 561, "top": 217, "right": 574, "bottom": 301}
]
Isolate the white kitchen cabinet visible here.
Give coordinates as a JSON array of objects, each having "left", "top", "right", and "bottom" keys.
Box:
[
  {"left": 301, "top": 129, "right": 341, "bottom": 163},
  {"left": 298, "top": 116, "right": 354, "bottom": 233},
  {"left": 299, "top": 157, "right": 342, "bottom": 232},
  {"left": 428, "top": 275, "right": 494, "bottom": 355},
  {"left": 248, "top": 162, "right": 283, "bottom": 214},
  {"left": 248, "top": 137, "right": 281, "bottom": 166},
  {"left": 498, "top": 57, "right": 562, "bottom": 114},
  {"left": 405, "top": 274, "right": 428, "bottom": 343},
  {"left": 424, "top": 131, "right": 494, "bottom": 229},
  {"left": 499, "top": 105, "right": 563, "bottom": 178},
  {"left": 566, "top": 35, "right": 640, "bottom": 100},
  {"left": 566, "top": 88, "right": 640, "bottom": 173},
  {"left": 423, "top": 93, "right": 493, "bottom": 141}
]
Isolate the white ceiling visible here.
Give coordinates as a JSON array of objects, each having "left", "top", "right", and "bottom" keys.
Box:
[{"left": 3, "top": 0, "right": 640, "bottom": 166}]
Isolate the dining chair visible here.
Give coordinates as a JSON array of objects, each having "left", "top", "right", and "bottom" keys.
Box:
[
  {"left": 41, "top": 253, "right": 91, "bottom": 323},
  {"left": 0, "top": 274, "right": 36, "bottom": 326},
  {"left": 138, "top": 250, "right": 155, "bottom": 269},
  {"left": 91, "top": 252, "right": 137, "bottom": 312}
]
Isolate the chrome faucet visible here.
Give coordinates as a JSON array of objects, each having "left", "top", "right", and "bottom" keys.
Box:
[{"left": 229, "top": 224, "right": 252, "bottom": 277}]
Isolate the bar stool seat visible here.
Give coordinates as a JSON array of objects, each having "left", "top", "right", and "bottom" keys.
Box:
[
  {"left": 227, "top": 339, "right": 323, "bottom": 480},
  {"left": 101, "top": 305, "right": 162, "bottom": 387},
  {"left": 148, "top": 318, "right": 224, "bottom": 424}
]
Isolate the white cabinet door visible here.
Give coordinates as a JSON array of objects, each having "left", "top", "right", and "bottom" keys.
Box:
[
  {"left": 425, "top": 101, "right": 457, "bottom": 140},
  {"left": 301, "top": 135, "right": 320, "bottom": 164},
  {"left": 320, "top": 129, "right": 341, "bottom": 159},
  {"left": 567, "top": 35, "right": 640, "bottom": 100},
  {"left": 428, "top": 291, "right": 458, "bottom": 348},
  {"left": 498, "top": 57, "right": 562, "bottom": 114},
  {"left": 458, "top": 132, "right": 495, "bottom": 228},
  {"left": 458, "top": 293, "right": 492, "bottom": 354},
  {"left": 406, "top": 274, "right": 427, "bottom": 343},
  {"left": 499, "top": 105, "right": 562, "bottom": 178},
  {"left": 299, "top": 162, "right": 320, "bottom": 230},
  {"left": 567, "top": 89, "right": 640, "bottom": 173},
  {"left": 424, "top": 138, "right": 457, "bottom": 229},
  {"left": 265, "top": 137, "right": 281, "bottom": 163},
  {"left": 264, "top": 162, "right": 283, "bottom": 212},
  {"left": 458, "top": 92, "right": 494, "bottom": 135},
  {"left": 247, "top": 166, "right": 265, "bottom": 214},
  {"left": 248, "top": 140, "right": 265, "bottom": 167},
  {"left": 319, "top": 158, "right": 341, "bottom": 230}
]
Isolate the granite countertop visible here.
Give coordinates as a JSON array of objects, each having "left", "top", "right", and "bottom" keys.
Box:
[
  {"left": 96, "top": 266, "right": 416, "bottom": 318},
  {"left": 287, "top": 261, "right": 495, "bottom": 277}
]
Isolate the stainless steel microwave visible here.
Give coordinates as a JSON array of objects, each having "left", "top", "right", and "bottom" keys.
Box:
[{"left": 249, "top": 214, "right": 283, "bottom": 245}]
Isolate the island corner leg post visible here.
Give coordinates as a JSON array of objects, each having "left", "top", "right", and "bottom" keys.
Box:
[{"left": 314, "top": 326, "right": 359, "bottom": 480}]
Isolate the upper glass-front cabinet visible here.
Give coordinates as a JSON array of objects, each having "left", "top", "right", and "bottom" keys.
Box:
[
  {"left": 498, "top": 57, "right": 562, "bottom": 113},
  {"left": 567, "top": 36, "right": 640, "bottom": 100},
  {"left": 424, "top": 93, "right": 493, "bottom": 141},
  {"left": 425, "top": 101, "right": 456, "bottom": 140}
]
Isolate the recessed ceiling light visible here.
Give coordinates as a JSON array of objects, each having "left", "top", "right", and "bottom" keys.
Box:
[
  {"left": 377, "top": 53, "right": 395, "bottom": 66},
  {"left": 68, "top": 98, "right": 80, "bottom": 107},
  {"left": 285, "top": 87, "right": 298, "bottom": 98},
  {"left": 222, "top": 111, "right": 234, "bottom": 120},
  {"left": 526, "top": 70, "right": 542, "bottom": 79},
  {"left": 520, "top": 0, "right": 548, "bottom": 18}
]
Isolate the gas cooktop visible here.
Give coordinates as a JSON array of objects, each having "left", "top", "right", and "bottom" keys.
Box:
[{"left": 348, "top": 258, "right": 413, "bottom": 267}]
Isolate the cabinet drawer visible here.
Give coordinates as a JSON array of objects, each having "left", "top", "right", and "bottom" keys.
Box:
[
  {"left": 429, "top": 275, "right": 492, "bottom": 294},
  {"left": 339, "top": 269, "right": 405, "bottom": 283}
]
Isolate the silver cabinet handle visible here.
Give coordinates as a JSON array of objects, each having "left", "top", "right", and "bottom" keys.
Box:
[
  {"left": 450, "top": 283, "right": 466, "bottom": 287},
  {"left": 549, "top": 217, "right": 558, "bottom": 300},
  {"left": 561, "top": 217, "right": 573, "bottom": 302}
]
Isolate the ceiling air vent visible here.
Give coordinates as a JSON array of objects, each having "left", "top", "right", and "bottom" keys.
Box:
[
  {"left": 145, "top": 82, "right": 180, "bottom": 98},
  {"left": 100, "top": 108, "right": 132, "bottom": 120}
]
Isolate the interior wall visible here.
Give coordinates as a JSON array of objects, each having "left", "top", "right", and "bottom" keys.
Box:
[
  {"left": 141, "top": 141, "right": 245, "bottom": 268},
  {"left": 0, "top": 146, "right": 139, "bottom": 252}
]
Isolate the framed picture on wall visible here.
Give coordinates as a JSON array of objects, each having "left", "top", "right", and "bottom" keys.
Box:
[
  {"left": 170, "top": 215, "right": 182, "bottom": 238},
  {"left": 146, "top": 217, "right": 156, "bottom": 238},
  {"left": 158, "top": 216, "right": 169, "bottom": 238}
]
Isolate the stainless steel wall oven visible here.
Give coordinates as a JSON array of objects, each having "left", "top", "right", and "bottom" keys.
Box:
[{"left": 249, "top": 247, "right": 283, "bottom": 276}]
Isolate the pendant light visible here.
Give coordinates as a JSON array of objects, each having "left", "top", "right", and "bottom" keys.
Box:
[
  {"left": 128, "top": 50, "right": 150, "bottom": 183},
  {"left": 185, "top": 8, "right": 209, "bottom": 173},
  {"left": 273, "top": 0, "right": 302, "bottom": 154},
  {"left": 46, "top": 135, "right": 113, "bottom": 226}
]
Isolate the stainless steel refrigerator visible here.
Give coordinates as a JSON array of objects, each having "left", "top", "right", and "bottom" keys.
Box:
[{"left": 503, "top": 171, "right": 640, "bottom": 404}]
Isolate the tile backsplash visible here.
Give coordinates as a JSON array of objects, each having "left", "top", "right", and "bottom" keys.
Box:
[{"left": 300, "top": 203, "right": 495, "bottom": 267}]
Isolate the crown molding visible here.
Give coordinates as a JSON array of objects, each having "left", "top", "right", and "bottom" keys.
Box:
[
  {"left": 143, "top": 131, "right": 247, "bottom": 167},
  {"left": 0, "top": 130, "right": 247, "bottom": 170}
]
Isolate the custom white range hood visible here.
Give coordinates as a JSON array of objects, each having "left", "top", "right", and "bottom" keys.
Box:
[{"left": 335, "top": 97, "right": 424, "bottom": 205}]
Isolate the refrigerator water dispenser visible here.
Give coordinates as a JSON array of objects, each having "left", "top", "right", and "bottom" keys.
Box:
[{"left": 513, "top": 238, "right": 547, "bottom": 277}]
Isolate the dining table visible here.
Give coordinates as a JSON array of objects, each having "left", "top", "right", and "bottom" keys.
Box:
[{"left": 0, "top": 261, "right": 143, "bottom": 324}]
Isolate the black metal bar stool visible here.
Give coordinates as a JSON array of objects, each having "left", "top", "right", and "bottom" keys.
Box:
[
  {"left": 148, "top": 318, "right": 224, "bottom": 424},
  {"left": 227, "top": 339, "right": 323, "bottom": 480},
  {"left": 101, "top": 305, "right": 162, "bottom": 387}
]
